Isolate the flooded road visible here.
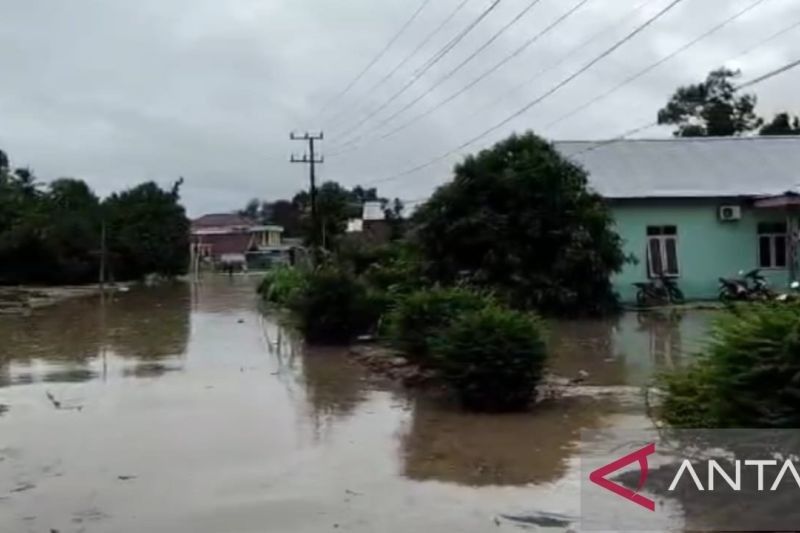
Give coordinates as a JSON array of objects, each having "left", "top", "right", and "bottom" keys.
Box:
[{"left": 0, "top": 279, "right": 715, "bottom": 532}]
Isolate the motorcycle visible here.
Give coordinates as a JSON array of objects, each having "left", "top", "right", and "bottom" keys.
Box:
[
  {"left": 718, "top": 276, "right": 749, "bottom": 301},
  {"left": 719, "top": 269, "right": 773, "bottom": 301},
  {"left": 742, "top": 268, "right": 773, "bottom": 300},
  {"left": 634, "top": 276, "right": 685, "bottom": 307}
]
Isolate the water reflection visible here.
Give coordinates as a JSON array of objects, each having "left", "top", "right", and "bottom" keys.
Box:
[
  {"left": 261, "top": 320, "right": 374, "bottom": 435},
  {"left": 0, "top": 283, "right": 190, "bottom": 386},
  {"left": 401, "top": 396, "right": 616, "bottom": 486},
  {"left": 548, "top": 309, "right": 715, "bottom": 386}
]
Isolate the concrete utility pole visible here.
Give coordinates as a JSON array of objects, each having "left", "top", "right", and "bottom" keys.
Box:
[{"left": 290, "top": 131, "right": 324, "bottom": 263}]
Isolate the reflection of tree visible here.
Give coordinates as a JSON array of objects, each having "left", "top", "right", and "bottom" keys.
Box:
[
  {"left": 0, "top": 296, "right": 102, "bottom": 365},
  {"left": 402, "top": 396, "right": 616, "bottom": 486},
  {"left": 0, "top": 284, "right": 191, "bottom": 385},
  {"left": 547, "top": 317, "right": 628, "bottom": 386},
  {"left": 106, "top": 284, "right": 190, "bottom": 360},
  {"left": 0, "top": 296, "right": 102, "bottom": 385},
  {"left": 300, "top": 345, "right": 370, "bottom": 432}
]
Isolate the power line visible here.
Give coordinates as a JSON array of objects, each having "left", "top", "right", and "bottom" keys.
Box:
[
  {"left": 566, "top": 55, "right": 800, "bottom": 158},
  {"left": 403, "top": 55, "right": 800, "bottom": 207},
  {"left": 332, "top": 0, "right": 546, "bottom": 149},
  {"left": 329, "top": 0, "right": 503, "bottom": 139},
  {"left": 317, "top": 0, "right": 433, "bottom": 121},
  {"left": 363, "top": 0, "right": 688, "bottom": 186},
  {"left": 331, "top": 0, "right": 593, "bottom": 156},
  {"left": 729, "top": 15, "right": 800, "bottom": 62},
  {"left": 544, "top": 0, "right": 771, "bottom": 131},
  {"left": 325, "top": 0, "right": 473, "bottom": 129},
  {"left": 325, "top": 4, "right": 470, "bottom": 127}
]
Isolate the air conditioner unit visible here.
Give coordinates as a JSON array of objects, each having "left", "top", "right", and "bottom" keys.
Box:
[{"left": 718, "top": 205, "right": 742, "bottom": 221}]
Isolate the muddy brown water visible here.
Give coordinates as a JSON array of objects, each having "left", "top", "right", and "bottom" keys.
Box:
[{"left": 0, "top": 278, "right": 715, "bottom": 532}]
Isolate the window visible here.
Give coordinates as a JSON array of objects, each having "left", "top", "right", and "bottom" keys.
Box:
[
  {"left": 646, "top": 225, "right": 679, "bottom": 278},
  {"left": 758, "top": 222, "right": 787, "bottom": 269}
]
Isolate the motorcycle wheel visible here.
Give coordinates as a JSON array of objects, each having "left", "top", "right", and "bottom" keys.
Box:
[
  {"left": 668, "top": 286, "right": 685, "bottom": 304},
  {"left": 636, "top": 289, "right": 650, "bottom": 307},
  {"left": 718, "top": 288, "right": 734, "bottom": 302}
]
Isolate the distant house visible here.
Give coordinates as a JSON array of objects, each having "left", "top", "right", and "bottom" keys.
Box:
[
  {"left": 190, "top": 213, "right": 291, "bottom": 270},
  {"left": 556, "top": 136, "right": 800, "bottom": 302},
  {"left": 345, "top": 201, "right": 392, "bottom": 245}
]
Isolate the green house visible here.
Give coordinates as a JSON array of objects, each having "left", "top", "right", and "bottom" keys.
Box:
[{"left": 557, "top": 136, "right": 800, "bottom": 303}]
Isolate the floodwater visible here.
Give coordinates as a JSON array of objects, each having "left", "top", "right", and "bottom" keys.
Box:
[{"left": 0, "top": 278, "right": 716, "bottom": 532}]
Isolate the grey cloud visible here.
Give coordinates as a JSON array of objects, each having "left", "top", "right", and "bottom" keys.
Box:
[{"left": 1, "top": 0, "right": 799, "bottom": 214}]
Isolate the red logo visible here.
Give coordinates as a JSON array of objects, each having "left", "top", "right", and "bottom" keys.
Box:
[{"left": 589, "top": 442, "right": 656, "bottom": 511}]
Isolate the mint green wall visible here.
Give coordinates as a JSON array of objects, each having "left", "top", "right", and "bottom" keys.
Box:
[{"left": 610, "top": 199, "right": 791, "bottom": 302}]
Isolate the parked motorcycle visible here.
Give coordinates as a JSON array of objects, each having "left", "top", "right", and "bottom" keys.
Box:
[
  {"left": 719, "top": 269, "right": 773, "bottom": 301},
  {"left": 718, "top": 276, "right": 749, "bottom": 301},
  {"left": 634, "top": 276, "right": 685, "bottom": 307}
]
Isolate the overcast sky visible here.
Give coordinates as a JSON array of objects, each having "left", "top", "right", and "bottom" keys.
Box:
[{"left": 1, "top": 0, "right": 799, "bottom": 215}]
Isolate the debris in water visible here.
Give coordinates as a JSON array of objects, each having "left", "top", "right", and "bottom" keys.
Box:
[
  {"left": 45, "top": 391, "right": 61, "bottom": 409},
  {"left": 117, "top": 475, "right": 137, "bottom": 481},
  {"left": 499, "top": 511, "right": 576, "bottom": 528},
  {"left": 344, "top": 489, "right": 361, "bottom": 496},
  {"left": 570, "top": 369, "right": 590, "bottom": 384},
  {"left": 45, "top": 391, "right": 83, "bottom": 411},
  {"left": 10, "top": 482, "right": 36, "bottom": 493},
  {"left": 238, "top": 319, "right": 245, "bottom": 324}
]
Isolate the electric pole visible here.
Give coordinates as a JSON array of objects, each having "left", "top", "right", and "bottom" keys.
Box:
[{"left": 290, "top": 131, "right": 324, "bottom": 264}]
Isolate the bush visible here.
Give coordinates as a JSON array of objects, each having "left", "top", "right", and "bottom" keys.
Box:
[
  {"left": 430, "top": 306, "right": 547, "bottom": 411},
  {"left": 410, "top": 131, "right": 626, "bottom": 316},
  {"left": 385, "top": 287, "right": 491, "bottom": 362},
  {"left": 258, "top": 266, "right": 308, "bottom": 306},
  {"left": 660, "top": 303, "right": 800, "bottom": 428},
  {"left": 288, "top": 268, "right": 381, "bottom": 344}
]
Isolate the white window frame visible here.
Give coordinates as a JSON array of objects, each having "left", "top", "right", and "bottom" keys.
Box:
[
  {"left": 646, "top": 226, "right": 679, "bottom": 279},
  {"left": 758, "top": 230, "right": 788, "bottom": 270}
]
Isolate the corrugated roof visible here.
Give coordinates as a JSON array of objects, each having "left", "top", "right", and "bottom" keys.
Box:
[
  {"left": 192, "top": 213, "right": 254, "bottom": 228},
  {"left": 554, "top": 136, "right": 800, "bottom": 199}
]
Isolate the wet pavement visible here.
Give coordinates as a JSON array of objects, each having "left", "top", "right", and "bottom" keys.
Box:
[{"left": 0, "top": 278, "right": 716, "bottom": 532}]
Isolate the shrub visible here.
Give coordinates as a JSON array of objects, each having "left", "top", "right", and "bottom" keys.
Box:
[
  {"left": 660, "top": 302, "right": 800, "bottom": 428},
  {"left": 385, "top": 287, "right": 491, "bottom": 361},
  {"left": 288, "top": 268, "right": 381, "bottom": 344},
  {"left": 258, "top": 266, "right": 308, "bottom": 306},
  {"left": 430, "top": 306, "right": 547, "bottom": 411}
]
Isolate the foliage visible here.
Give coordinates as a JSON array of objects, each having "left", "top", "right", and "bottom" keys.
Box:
[
  {"left": 257, "top": 266, "right": 308, "bottom": 306},
  {"left": 411, "top": 131, "right": 626, "bottom": 315},
  {"left": 660, "top": 303, "right": 800, "bottom": 428},
  {"left": 386, "top": 287, "right": 492, "bottom": 361},
  {"left": 104, "top": 180, "right": 190, "bottom": 281},
  {"left": 287, "top": 268, "right": 381, "bottom": 344},
  {"left": 336, "top": 240, "right": 427, "bottom": 296},
  {"left": 430, "top": 305, "right": 547, "bottom": 411},
  {"left": 657, "top": 68, "right": 763, "bottom": 137},
  {"left": 759, "top": 112, "right": 800, "bottom": 136},
  {"left": 0, "top": 148, "right": 191, "bottom": 285}
]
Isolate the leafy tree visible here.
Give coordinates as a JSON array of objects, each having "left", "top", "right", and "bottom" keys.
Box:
[
  {"left": 104, "top": 181, "right": 190, "bottom": 280},
  {"left": 239, "top": 198, "right": 261, "bottom": 221},
  {"left": 759, "top": 112, "right": 800, "bottom": 136},
  {"left": 412, "top": 131, "right": 626, "bottom": 315},
  {"left": 657, "top": 68, "right": 763, "bottom": 137}
]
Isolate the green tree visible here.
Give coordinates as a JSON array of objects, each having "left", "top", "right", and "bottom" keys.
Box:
[
  {"left": 657, "top": 68, "right": 763, "bottom": 137},
  {"left": 239, "top": 198, "right": 261, "bottom": 221},
  {"left": 412, "top": 131, "right": 626, "bottom": 315},
  {"left": 759, "top": 112, "right": 800, "bottom": 136},
  {"left": 104, "top": 180, "right": 190, "bottom": 280}
]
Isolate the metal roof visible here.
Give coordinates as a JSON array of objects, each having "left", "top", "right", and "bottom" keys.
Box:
[{"left": 554, "top": 136, "right": 800, "bottom": 199}]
